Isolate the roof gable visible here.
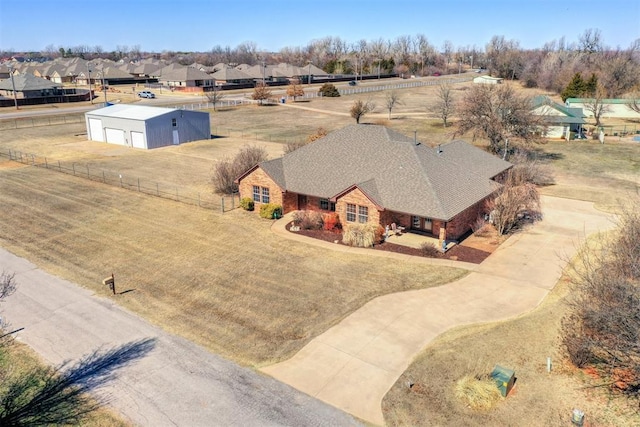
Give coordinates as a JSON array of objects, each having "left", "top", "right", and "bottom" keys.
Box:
[{"left": 256, "top": 125, "right": 511, "bottom": 221}]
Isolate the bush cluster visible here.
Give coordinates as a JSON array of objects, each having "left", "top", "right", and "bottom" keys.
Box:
[
  {"left": 322, "top": 213, "right": 341, "bottom": 232},
  {"left": 318, "top": 83, "right": 340, "bottom": 97},
  {"left": 240, "top": 197, "right": 254, "bottom": 211},
  {"left": 342, "top": 223, "right": 383, "bottom": 248},
  {"left": 562, "top": 200, "right": 640, "bottom": 397},
  {"left": 292, "top": 210, "right": 324, "bottom": 230},
  {"left": 259, "top": 203, "right": 282, "bottom": 219},
  {"left": 420, "top": 242, "right": 441, "bottom": 257}
]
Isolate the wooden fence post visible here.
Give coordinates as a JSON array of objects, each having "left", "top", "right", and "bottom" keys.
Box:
[{"left": 221, "top": 197, "right": 225, "bottom": 212}]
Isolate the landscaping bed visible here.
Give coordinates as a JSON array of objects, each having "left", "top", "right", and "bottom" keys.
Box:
[{"left": 286, "top": 222, "right": 500, "bottom": 264}]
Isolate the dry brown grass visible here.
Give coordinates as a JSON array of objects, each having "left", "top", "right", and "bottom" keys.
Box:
[
  {"left": 0, "top": 163, "right": 466, "bottom": 366},
  {"left": 454, "top": 375, "right": 503, "bottom": 411},
  {"left": 0, "top": 341, "right": 129, "bottom": 426},
  {"left": 381, "top": 270, "right": 640, "bottom": 426}
]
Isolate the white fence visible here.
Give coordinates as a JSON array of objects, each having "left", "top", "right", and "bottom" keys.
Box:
[{"left": 169, "top": 76, "right": 473, "bottom": 111}]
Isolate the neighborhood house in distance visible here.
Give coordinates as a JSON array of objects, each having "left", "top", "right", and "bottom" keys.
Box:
[
  {"left": 84, "top": 104, "right": 210, "bottom": 149},
  {"left": 237, "top": 124, "right": 512, "bottom": 244}
]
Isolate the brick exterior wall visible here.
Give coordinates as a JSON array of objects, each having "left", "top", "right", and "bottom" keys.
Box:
[
  {"left": 444, "top": 199, "right": 488, "bottom": 240},
  {"left": 336, "top": 188, "right": 380, "bottom": 226},
  {"left": 238, "top": 168, "right": 284, "bottom": 208},
  {"left": 282, "top": 192, "right": 297, "bottom": 213},
  {"left": 240, "top": 167, "right": 495, "bottom": 242}
]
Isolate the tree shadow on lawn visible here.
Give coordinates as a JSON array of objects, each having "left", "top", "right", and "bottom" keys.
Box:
[{"left": 0, "top": 338, "right": 156, "bottom": 425}]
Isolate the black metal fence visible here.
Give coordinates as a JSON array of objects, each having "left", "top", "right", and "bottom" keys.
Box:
[{"left": 0, "top": 148, "right": 240, "bottom": 212}]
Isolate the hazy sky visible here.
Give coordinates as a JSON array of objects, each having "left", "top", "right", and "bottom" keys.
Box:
[{"left": 1, "top": 0, "right": 638, "bottom": 53}]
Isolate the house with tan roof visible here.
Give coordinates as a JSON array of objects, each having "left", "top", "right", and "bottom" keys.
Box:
[
  {"left": 237, "top": 125, "right": 512, "bottom": 242},
  {"left": 157, "top": 65, "right": 214, "bottom": 92}
]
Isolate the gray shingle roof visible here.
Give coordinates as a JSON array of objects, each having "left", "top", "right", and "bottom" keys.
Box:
[
  {"left": 159, "top": 65, "right": 212, "bottom": 81},
  {"left": 0, "top": 73, "right": 61, "bottom": 91},
  {"left": 259, "top": 125, "right": 511, "bottom": 221}
]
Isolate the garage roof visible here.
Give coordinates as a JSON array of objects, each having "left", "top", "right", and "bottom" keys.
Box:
[{"left": 87, "top": 104, "right": 177, "bottom": 120}]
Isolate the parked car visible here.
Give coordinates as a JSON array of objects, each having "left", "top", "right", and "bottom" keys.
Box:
[
  {"left": 348, "top": 80, "right": 357, "bottom": 86},
  {"left": 137, "top": 91, "right": 155, "bottom": 99}
]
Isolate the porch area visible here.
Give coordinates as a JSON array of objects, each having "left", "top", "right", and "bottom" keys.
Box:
[{"left": 385, "top": 230, "right": 453, "bottom": 251}]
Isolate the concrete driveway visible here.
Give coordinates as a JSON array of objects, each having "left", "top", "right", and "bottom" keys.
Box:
[
  {"left": 262, "top": 196, "right": 614, "bottom": 425},
  {"left": 0, "top": 249, "right": 361, "bottom": 426}
]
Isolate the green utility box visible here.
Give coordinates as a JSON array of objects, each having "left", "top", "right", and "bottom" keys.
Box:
[{"left": 491, "top": 365, "right": 515, "bottom": 397}]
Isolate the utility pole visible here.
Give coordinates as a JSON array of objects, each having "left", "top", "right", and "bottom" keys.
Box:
[
  {"left": 8, "top": 64, "right": 18, "bottom": 110},
  {"left": 87, "top": 63, "right": 93, "bottom": 104}
]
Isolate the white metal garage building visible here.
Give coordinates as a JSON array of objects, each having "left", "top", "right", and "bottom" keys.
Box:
[{"left": 85, "top": 104, "right": 210, "bottom": 149}]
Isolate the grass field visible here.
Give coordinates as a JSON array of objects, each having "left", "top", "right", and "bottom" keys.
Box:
[
  {"left": 0, "top": 164, "right": 466, "bottom": 366},
  {"left": 381, "top": 265, "right": 640, "bottom": 426},
  {"left": 0, "top": 341, "right": 129, "bottom": 426},
  {"left": 1, "top": 79, "right": 638, "bottom": 424}
]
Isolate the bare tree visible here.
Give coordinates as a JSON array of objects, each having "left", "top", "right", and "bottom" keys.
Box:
[
  {"left": 286, "top": 79, "right": 305, "bottom": 101},
  {"left": 428, "top": 82, "right": 455, "bottom": 127},
  {"left": 252, "top": 82, "right": 272, "bottom": 105},
  {"left": 384, "top": 91, "right": 402, "bottom": 119},
  {"left": 583, "top": 84, "right": 611, "bottom": 127},
  {"left": 0, "top": 271, "right": 16, "bottom": 301},
  {"left": 0, "top": 270, "right": 17, "bottom": 345},
  {"left": 456, "top": 84, "right": 543, "bottom": 156},
  {"left": 284, "top": 127, "right": 327, "bottom": 154},
  {"left": 350, "top": 99, "right": 375, "bottom": 124},
  {"left": 205, "top": 86, "right": 225, "bottom": 111},
  {"left": 562, "top": 198, "right": 640, "bottom": 397},
  {"left": 578, "top": 28, "right": 603, "bottom": 54},
  {"left": 488, "top": 165, "right": 542, "bottom": 235},
  {"left": 627, "top": 90, "right": 640, "bottom": 114},
  {"left": 211, "top": 145, "right": 269, "bottom": 194}
]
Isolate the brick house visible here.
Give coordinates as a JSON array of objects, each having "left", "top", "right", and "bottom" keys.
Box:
[{"left": 237, "top": 125, "right": 512, "bottom": 243}]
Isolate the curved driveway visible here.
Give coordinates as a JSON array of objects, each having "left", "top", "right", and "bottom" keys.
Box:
[{"left": 262, "top": 196, "right": 613, "bottom": 425}]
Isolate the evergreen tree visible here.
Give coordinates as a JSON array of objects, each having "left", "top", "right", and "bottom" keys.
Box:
[
  {"left": 561, "top": 72, "right": 587, "bottom": 101},
  {"left": 585, "top": 73, "right": 598, "bottom": 96}
]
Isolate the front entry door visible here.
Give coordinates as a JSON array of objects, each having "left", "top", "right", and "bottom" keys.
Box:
[{"left": 298, "top": 194, "right": 307, "bottom": 209}]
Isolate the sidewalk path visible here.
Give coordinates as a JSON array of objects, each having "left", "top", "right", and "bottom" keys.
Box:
[
  {"left": 0, "top": 249, "right": 361, "bottom": 426},
  {"left": 262, "top": 196, "right": 613, "bottom": 425}
]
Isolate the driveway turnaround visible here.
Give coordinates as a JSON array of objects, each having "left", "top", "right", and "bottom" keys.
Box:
[
  {"left": 0, "top": 249, "right": 361, "bottom": 426},
  {"left": 262, "top": 196, "right": 614, "bottom": 425}
]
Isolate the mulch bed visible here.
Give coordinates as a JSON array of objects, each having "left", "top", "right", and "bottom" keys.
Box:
[{"left": 286, "top": 223, "right": 493, "bottom": 264}]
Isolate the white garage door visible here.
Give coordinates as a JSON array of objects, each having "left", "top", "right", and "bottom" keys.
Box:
[
  {"left": 105, "top": 128, "right": 126, "bottom": 145},
  {"left": 131, "top": 131, "right": 145, "bottom": 149},
  {"left": 88, "top": 118, "right": 103, "bottom": 142}
]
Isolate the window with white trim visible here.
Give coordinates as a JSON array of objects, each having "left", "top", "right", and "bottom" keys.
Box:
[
  {"left": 346, "top": 203, "right": 356, "bottom": 222},
  {"left": 261, "top": 187, "right": 270, "bottom": 203},
  {"left": 358, "top": 206, "right": 368, "bottom": 223},
  {"left": 252, "top": 185, "right": 261, "bottom": 202}
]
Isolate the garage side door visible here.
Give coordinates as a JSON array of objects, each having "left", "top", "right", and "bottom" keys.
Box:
[
  {"left": 131, "top": 131, "right": 145, "bottom": 149},
  {"left": 88, "top": 118, "right": 104, "bottom": 142},
  {"left": 105, "top": 128, "right": 126, "bottom": 145}
]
